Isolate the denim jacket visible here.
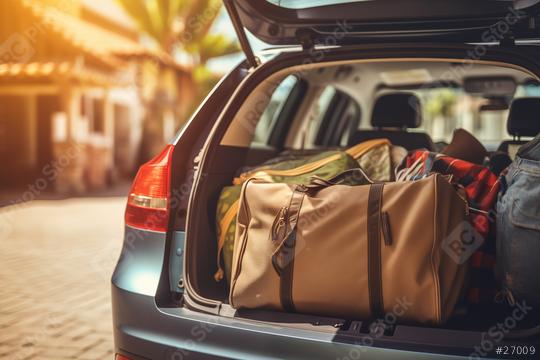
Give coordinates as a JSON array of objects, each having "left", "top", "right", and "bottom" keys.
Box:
[{"left": 497, "top": 134, "right": 540, "bottom": 304}]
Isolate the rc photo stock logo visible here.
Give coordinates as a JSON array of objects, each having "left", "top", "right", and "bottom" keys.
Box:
[
  {"left": 0, "top": 32, "right": 36, "bottom": 63},
  {"left": 442, "top": 221, "right": 483, "bottom": 264}
]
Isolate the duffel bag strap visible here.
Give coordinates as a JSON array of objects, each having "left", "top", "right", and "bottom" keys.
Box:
[
  {"left": 271, "top": 185, "right": 306, "bottom": 312},
  {"left": 368, "top": 183, "right": 385, "bottom": 319}
]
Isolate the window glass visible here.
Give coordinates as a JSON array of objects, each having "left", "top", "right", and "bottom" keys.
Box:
[
  {"left": 338, "top": 100, "right": 361, "bottom": 146},
  {"left": 251, "top": 75, "right": 298, "bottom": 146},
  {"left": 267, "top": 0, "right": 361, "bottom": 8},
  {"left": 266, "top": 0, "right": 513, "bottom": 10},
  {"left": 80, "top": 96, "right": 105, "bottom": 134},
  {"left": 404, "top": 85, "right": 540, "bottom": 148},
  {"left": 411, "top": 89, "right": 504, "bottom": 142},
  {"left": 304, "top": 86, "right": 336, "bottom": 146}
]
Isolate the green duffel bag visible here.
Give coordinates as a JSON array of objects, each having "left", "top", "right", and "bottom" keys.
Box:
[{"left": 214, "top": 149, "right": 367, "bottom": 283}]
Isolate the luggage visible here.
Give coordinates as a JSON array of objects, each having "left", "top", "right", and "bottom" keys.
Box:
[
  {"left": 214, "top": 139, "right": 390, "bottom": 282},
  {"left": 215, "top": 150, "right": 360, "bottom": 282},
  {"left": 230, "top": 170, "right": 469, "bottom": 324},
  {"left": 233, "top": 138, "right": 393, "bottom": 185},
  {"left": 497, "top": 134, "right": 540, "bottom": 305},
  {"left": 396, "top": 150, "right": 500, "bottom": 304}
]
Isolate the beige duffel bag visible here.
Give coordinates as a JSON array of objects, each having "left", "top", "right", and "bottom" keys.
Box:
[{"left": 229, "top": 170, "right": 470, "bottom": 325}]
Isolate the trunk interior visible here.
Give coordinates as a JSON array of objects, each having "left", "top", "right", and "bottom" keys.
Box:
[
  {"left": 187, "top": 144, "right": 540, "bottom": 320},
  {"left": 179, "top": 49, "right": 540, "bottom": 355}
]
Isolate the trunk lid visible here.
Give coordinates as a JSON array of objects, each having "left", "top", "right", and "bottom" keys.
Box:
[{"left": 226, "top": 0, "right": 540, "bottom": 57}]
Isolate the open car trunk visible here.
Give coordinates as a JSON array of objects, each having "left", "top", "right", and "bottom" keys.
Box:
[{"left": 176, "top": 44, "right": 540, "bottom": 357}]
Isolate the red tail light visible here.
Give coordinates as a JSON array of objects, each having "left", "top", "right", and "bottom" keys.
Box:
[
  {"left": 125, "top": 144, "right": 174, "bottom": 232},
  {"left": 115, "top": 355, "right": 133, "bottom": 360}
]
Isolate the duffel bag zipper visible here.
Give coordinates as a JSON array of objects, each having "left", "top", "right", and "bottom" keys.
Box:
[
  {"left": 233, "top": 139, "right": 390, "bottom": 185},
  {"left": 233, "top": 154, "right": 342, "bottom": 185}
]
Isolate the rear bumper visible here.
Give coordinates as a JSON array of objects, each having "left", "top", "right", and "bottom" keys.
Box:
[
  {"left": 111, "top": 230, "right": 471, "bottom": 360},
  {"left": 112, "top": 285, "right": 226, "bottom": 359},
  {"left": 112, "top": 284, "right": 478, "bottom": 360}
]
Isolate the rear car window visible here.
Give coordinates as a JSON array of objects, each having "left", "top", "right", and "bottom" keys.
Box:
[
  {"left": 266, "top": 0, "right": 515, "bottom": 11},
  {"left": 304, "top": 86, "right": 337, "bottom": 146},
  {"left": 251, "top": 75, "right": 299, "bottom": 146},
  {"left": 301, "top": 86, "right": 361, "bottom": 148}
]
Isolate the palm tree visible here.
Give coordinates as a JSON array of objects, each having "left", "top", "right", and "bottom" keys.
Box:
[
  {"left": 115, "top": 0, "right": 239, "bottom": 161},
  {"left": 116, "top": 0, "right": 238, "bottom": 64}
]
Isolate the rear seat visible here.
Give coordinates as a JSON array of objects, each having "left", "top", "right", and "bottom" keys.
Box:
[
  {"left": 498, "top": 97, "right": 540, "bottom": 154},
  {"left": 348, "top": 92, "right": 434, "bottom": 151}
]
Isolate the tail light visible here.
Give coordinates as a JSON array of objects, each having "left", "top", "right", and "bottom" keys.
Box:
[
  {"left": 115, "top": 355, "right": 133, "bottom": 360},
  {"left": 125, "top": 144, "right": 174, "bottom": 232}
]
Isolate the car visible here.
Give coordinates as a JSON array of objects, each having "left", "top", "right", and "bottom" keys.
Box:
[{"left": 112, "top": 1, "right": 540, "bottom": 359}]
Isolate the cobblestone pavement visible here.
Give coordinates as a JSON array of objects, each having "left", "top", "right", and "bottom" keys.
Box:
[{"left": 0, "top": 197, "right": 126, "bottom": 359}]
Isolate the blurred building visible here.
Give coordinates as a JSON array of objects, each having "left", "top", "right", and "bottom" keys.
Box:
[{"left": 0, "top": 0, "right": 187, "bottom": 193}]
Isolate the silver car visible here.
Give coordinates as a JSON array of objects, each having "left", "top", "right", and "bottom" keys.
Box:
[{"left": 112, "top": 1, "right": 540, "bottom": 359}]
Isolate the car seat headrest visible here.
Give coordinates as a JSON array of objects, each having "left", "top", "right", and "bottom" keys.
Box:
[
  {"left": 507, "top": 97, "right": 540, "bottom": 137},
  {"left": 371, "top": 92, "right": 422, "bottom": 129}
]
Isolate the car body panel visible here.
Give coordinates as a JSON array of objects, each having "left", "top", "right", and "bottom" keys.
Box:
[
  {"left": 111, "top": 227, "right": 502, "bottom": 359},
  {"left": 112, "top": 227, "right": 166, "bottom": 298},
  {"left": 113, "top": 283, "right": 473, "bottom": 360}
]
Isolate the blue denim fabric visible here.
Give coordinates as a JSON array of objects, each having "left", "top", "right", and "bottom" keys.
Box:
[{"left": 497, "top": 134, "right": 540, "bottom": 304}]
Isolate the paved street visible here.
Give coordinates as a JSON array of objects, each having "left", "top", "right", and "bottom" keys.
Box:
[{"left": 0, "top": 196, "right": 126, "bottom": 359}]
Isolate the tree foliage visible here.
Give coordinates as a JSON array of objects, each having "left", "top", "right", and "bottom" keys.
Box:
[{"left": 115, "top": 0, "right": 239, "bottom": 63}]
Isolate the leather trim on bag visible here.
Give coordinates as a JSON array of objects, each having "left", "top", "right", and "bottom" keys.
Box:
[
  {"left": 273, "top": 186, "right": 305, "bottom": 312},
  {"left": 280, "top": 230, "right": 297, "bottom": 312},
  {"left": 431, "top": 175, "right": 442, "bottom": 323},
  {"left": 367, "top": 183, "right": 384, "bottom": 319}
]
